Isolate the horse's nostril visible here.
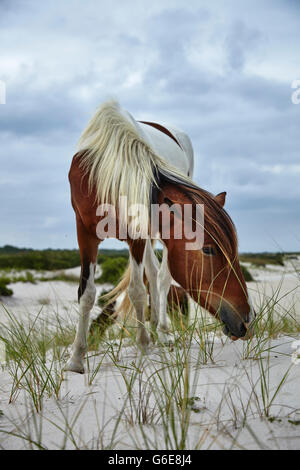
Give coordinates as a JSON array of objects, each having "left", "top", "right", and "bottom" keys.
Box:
[{"left": 240, "top": 323, "right": 247, "bottom": 337}]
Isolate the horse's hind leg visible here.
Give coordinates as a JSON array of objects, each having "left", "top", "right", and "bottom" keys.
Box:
[
  {"left": 64, "top": 215, "right": 99, "bottom": 373},
  {"left": 128, "top": 240, "right": 150, "bottom": 352}
]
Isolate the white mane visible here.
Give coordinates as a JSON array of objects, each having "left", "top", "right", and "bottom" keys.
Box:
[{"left": 76, "top": 100, "right": 194, "bottom": 234}]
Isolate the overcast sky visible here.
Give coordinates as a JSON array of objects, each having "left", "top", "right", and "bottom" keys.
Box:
[{"left": 0, "top": 0, "right": 299, "bottom": 252}]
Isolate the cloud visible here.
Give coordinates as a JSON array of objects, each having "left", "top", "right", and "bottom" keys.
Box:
[
  {"left": 0, "top": 0, "right": 299, "bottom": 252},
  {"left": 225, "top": 20, "right": 263, "bottom": 71}
]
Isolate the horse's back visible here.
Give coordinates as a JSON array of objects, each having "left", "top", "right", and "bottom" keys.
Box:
[
  {"left": 137, "top": 121, "right": 193, "bottom": 177},
  {"left": 117, "top": 102, "right": 194, "bottom": 178},
  {"left": 164, "top": 124, "right": 194, "bottom": 178}
]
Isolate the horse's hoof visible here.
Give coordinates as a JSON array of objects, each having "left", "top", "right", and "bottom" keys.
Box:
[
  {"left": 136, "top": 337, "right": 151, "bottom": 355},
  {"left": 158, "top": 331, "right": 174, "bottom": 346},
  {"left": 63, "top": 359, "right": 85, "bottom": 374},
  {"left": 137, "top": 330, "right": 150, "bottom": 350}
]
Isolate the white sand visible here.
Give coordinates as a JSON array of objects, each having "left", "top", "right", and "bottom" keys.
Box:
[
  {"left": 0, "top": 336, "right": 299, "bottom": 450},
  {"left": 245, "top": 256, "right": 300, "bottom": 320},
  {"left": 0, "top": 259, "right": 299, "bottom": 450},
  {"left": 0, "top": 267, "right": 108, "bottom": 329}
]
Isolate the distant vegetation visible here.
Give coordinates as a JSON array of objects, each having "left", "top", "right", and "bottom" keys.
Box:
[
  {"left": 0, "top": 246, "right": 129, "bottom": 296},
  {"left": 0, "top": 245, "right": 129, "bottom": 271},
  {"left": 0, "top": 245, "right": 295, "bottom": 272},
  {"left": 0, "top": 246, "right": 81, "bottom": 270},
  {"left": 0, "top": 245, "right": 298, "bottom": 297},
  {"left": 239, "top": 252, "right": 286, "bottom": 267}
]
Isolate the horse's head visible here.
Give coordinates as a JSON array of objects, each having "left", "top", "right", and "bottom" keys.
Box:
[{"left": 156, "top": 183, "right": 255, "bottom": 340}]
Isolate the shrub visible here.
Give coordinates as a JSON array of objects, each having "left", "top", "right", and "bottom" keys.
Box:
[
  {"left": 97, "top": 257, "right": 128, "bottom": 285},
  {"left": 0, "top": 277, "right": 13, "bottom": 296},
  {"left": 12, "top": 271, "right": 36, "bottom": 284},
  {"left": 241, "top": 265, "right": 254, "bottom": 282}
]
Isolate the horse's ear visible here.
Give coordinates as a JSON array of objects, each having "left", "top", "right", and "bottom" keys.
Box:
[{"left": 214, "top": 191, "right": 226, "bottom": 207}]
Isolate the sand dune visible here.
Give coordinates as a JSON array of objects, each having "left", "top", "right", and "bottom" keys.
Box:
[{"left": 0, "top": 258, "right": 299, "bottom": 450}]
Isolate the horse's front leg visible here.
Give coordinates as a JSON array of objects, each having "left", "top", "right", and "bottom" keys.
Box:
[
  {"left": 64, "top": 216, "right": 99, "bottom": 374},
  {"left": 128, "top": 240, "right": 150, "bottom": 352},
  {"left": 157, "top": 245, "right": 173, "bottom": 342},
  {"left": 144, "top": 239, "right": 160, "bottom": 335}
]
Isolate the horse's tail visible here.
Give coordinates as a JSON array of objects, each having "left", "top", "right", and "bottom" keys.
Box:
[{"left": 100, "top": 263, "right": 133, "bottom": 319}]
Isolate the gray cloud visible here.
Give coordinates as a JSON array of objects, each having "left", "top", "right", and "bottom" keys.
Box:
[
  {"left": 0, "top": 0, "right": 299, "bottom": 252},
  {"left": 225, "top": 20, "right": 263, "bottom": 71}
]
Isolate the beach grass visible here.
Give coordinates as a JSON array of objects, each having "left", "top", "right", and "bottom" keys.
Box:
[{"left": 0, "top": 261, "right": 299, "bottom": 449}]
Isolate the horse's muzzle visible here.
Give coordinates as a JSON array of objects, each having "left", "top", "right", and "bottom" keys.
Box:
[{"left": 220, "top": 306, "right": 253, "bottom": 340}]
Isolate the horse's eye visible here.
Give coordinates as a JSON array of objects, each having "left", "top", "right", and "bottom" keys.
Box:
[{"left": 202, "top": 246, "right": 216, "bottom": 255}]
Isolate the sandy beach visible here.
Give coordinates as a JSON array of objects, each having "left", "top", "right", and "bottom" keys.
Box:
[{"left": 0, "top": 258, "right": 299, "bottom": 450}]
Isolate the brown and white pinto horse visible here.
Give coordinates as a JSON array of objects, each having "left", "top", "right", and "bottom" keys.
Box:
[{"left": 64, "top": 101, "right": 254, "bottom": 374}]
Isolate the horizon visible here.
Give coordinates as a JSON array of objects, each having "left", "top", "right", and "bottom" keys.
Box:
[{"left": 0, "top": 243, "right": 299, "bottom": 256}]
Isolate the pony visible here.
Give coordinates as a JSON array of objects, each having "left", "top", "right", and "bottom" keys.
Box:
[{"left": 64, "top": 100, "right": 254, "bottom": 374}]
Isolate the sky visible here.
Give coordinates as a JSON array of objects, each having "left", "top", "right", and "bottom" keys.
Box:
[{"left": 0, "top": 0, "right": 299, "bottom": 253}]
